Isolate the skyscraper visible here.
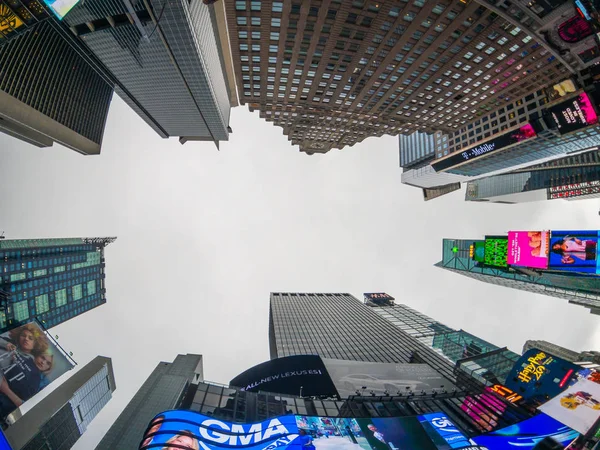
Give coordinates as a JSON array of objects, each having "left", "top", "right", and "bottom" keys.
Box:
[
  {"left": 0, "top": 237, "right": 116, "bottom": 333},
  {"left": 96, "top": 354, "right": 203, "bottom": 450},
  {"left": 4, "top": 356, "right": 116, "bottom": 450},
  {"left": 522, "top": 340, "right": 600, "bottom": 364},
  {"left": 62, "top": 0, "right": 236, "bottom": 147},
  {"left": 437, "top": 237, "right": 600, "bottom": 315},
  {"left": 225, "top": 0, "right": 594, "bottom": 154},
  {"left": 0, "top": 3, "right": 114, "bottom": 154},
  {"left": 464, "top": 147, "right": 600, "bottom": 203}
]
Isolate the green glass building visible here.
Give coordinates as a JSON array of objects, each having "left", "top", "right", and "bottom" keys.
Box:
[{"left": 0, "top": 237, "right": 115, "bottom": 332}]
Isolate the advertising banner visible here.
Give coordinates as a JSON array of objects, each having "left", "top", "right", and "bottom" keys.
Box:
[
  {"left": 548, "top": 230, "right": 600, "bottom": 274},
  {"left": 0, "top": 5, "right": 24, "bottom": 39},
  {"left": 460, "top": 391, "right": 507, "bottom": 432},
  {"left": 229, "top": 355, "right": 338, "bottom": 398},
  {"left": 472, "top": 413, "right": 579, "bottom": 449},
  {"left": 42, "top": 0, "right": 81, "bottom": 20},
  {"left": 432, "top": 124, "right": 537, "bottom": 172},
  {"left": 546, "top": 92, "right": 598, "bottom": 135},
  {"left": 139, "top": 410, "right": 475, "bottom": 450},
  {"left": 504, "top": 348, "right": 579, "bottom": 404},
  {"left": 507, "top": 231, "right": 550, "bottom": 269},
  {"left": 483, "top": 237, "right": 508, "bottom": 268},
  {"left": 322, "top": 359, "right": 453, "bottom": 398},
  {"left": 0, "top": 322, "right": 74, "bottom": 424},
  {"left": 538, "top": 379, "right": 600, "bottom": 434}
]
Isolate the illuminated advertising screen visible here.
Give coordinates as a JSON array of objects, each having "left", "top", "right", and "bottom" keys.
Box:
[
  {"left": 538, "top": 379, "right": 600, "bottom": 434},
  {"left": 364, "top": 293, "right": 395, "bottom": 302},
  {"left": 0, "top": 322, "right": 74, "bottom": 424},
  {"left": 504, "top": 348, "right": 579, "bottom": 404},
  {"left": 472, "top": 241, "right": 486, "bottom": 263},
  {"left": 42, "top": 0, "right": 81, "bottom": 20},
  {"left": 548, "top": 180, "right": 600, "bottom": 199},
  {"left": 229, "top": 355, "right": 338, "bottom": 398},
  {"left": 488, "top": 384, "right": 523, "bottom": 404},
  {"left": 546, "top": 92, "right": 599, "bottom": 135},
  {"left": 0, "top": 4, "right": 24, "bottom": 39},
  {"left": 139, "top": 410, "right": 474, "bottom": 450},
  {"left": 548, "top": 230, "right": 600, "bottom": 274},
  {"left": 322, "top": 359, "right": 453, "bottom": 398},
  {"left": 483, "top": 237, "right": 508, "bottom": 268},
  {"left": 460, "top": 391, "right": 507, "bottom": 432},
  {"left": 0, "top": 430, "right": 10, "bottom": 450},
  {"left": 507, "top": 231, "right": 550, "bottom": 269},
  {"left": 472, "top": 413, "right": 579, "bottom": 449},
  {"left": 431, "top": 124, "right": 537, "bottom": 172}
]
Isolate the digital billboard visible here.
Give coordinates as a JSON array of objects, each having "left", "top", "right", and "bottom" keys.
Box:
[
  {"left": 538, "top": 379, "right": 600, "bottom": 434},
  {"left": 0, "top": 5, "right": 24, "bottom": 39},
  {"left": 489, "top": 384, "right": 523, "bottom": 404},
  {"left": 431, "top": 124, "right": 537, "bottom": 172},
  {"left": 546, "top": 92, "right": 598, "bottom": 135},
  {"left": 229, "top": 355, "right": 338, "bottom": 398},
  {"left": 0, "top": 322, "right": 74, "bottom": 423},
  {"left": 460, "top": 391, "right": 507, "bottom": 432},
  {"left": 42, "top": 0, "right": 81, "bottom": 20},
  {"left": 548, "top": 180, "right": 600, "bottom": 199},
  {"left": 472, "top": 413, "right": 579, "bottom": 449},
  {"left": 472, "top": 241, "right": 486, "bottom": 263},
  {"left": 322, "top": 359, "right": 453, "bottom": 398},
  {"left": 364, "top": 293, "right": 395, "bottom": 303},
  {"left": 507, "top": 231, "right": 550, "bottom": 269},
  {"left": 139, "top": 410, "right": 475, "bottom": 450},
  {"left": 548, "top": 230, "right": 600, "bottom": 274},
  {"left": 504, "top": 348, "right": 579, "bottom": 404},
  {"left": 483, "top": 237, "right": 508, "bottom": 268}
]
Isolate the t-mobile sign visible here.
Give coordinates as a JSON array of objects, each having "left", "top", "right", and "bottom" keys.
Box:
[{"left": 432, "top": 124, "right": 537, "bottom": 172}]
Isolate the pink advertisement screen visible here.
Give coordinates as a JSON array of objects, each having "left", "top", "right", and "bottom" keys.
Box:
[{"left": 507, "top": 231, "right": 550, "bottom": 269}]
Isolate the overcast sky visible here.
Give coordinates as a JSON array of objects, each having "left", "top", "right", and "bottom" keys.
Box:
[{"left": 1, "top": 96, "right": 599, "bottom": 448}]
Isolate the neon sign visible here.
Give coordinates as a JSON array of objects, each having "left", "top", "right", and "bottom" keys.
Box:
[{"left": 490, "top": 384, "right": 523, "bottom": 404}]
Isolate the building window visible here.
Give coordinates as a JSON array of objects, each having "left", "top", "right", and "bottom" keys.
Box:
[
  {"left": 251, "top": 1, "right": 261, "bottom": 11},
  {"left": 237, "top": 17, "right": 247, "bottom": 25},
  {"left": 251, "top": 17, "right": 261, "bottom": 26},
  {"left": 272, "top": 18, "right": 281, "bottom": 27},
  {"left": 35, "top": 294, "right": 49, "bottom": 314},
  {"left": 235, "top": 1, "right": 246, "bottom": 11}
]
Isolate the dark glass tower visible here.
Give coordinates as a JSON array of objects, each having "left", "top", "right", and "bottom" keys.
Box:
[
  {"left": 437, "top": 238, "right": 600, "bottom": 315},
  {"left": 4, "top": 356, "right": 115, "bottom": 450},
  {"left": 96, "top": 354, "right": 203, "bottom": 450},
  {"left": 0, "top": 237, "right": 116, "bottom": 332},
  {"left": 0, "top": 2, "right": 114, "bottom": 154}
]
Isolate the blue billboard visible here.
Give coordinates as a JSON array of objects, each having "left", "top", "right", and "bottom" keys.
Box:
[
  {"left": 549, "top": 230, "right": 600, "bottom": 274},
  {"left": 139, "top": 410, "right": 475, "bottom": 450},
  {"left": 472, "top": 413, "right": 579, "bottom": 449}
]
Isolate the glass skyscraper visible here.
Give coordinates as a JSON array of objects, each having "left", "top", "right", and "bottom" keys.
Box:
[
  {"left": 96, "top": 354, "right": 203, "bottom": 450},
  {"left": 0, "top": 237, "right": 116, "bottom": 333},
  {"left": 62, "top": 0, "right": 235, "bottom": 146},
  {"left": 437, "top": 238, "right": 600, "bottom": 315},
  {"left": 5, "top": 355, "right": 116, "bottom": 450}
]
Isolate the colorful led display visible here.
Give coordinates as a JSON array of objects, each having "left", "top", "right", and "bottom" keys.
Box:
[
  {"left": 483, "top": 237, "right": 508, "bottom": 268},
  {"left": 139, "top": 410, "right": 473, "bottom": 450},
  {"left": 507, "top": 231, "right": 550, "bottom": 269},
  {"left": 549, "top": 230, "right": 600, "bottom": 274},
  {"left": 546, "top": 92, "right": 599, "bottom": 135},
  {"left": 42, "top": 0, "right": 81, "bottom": 20}
]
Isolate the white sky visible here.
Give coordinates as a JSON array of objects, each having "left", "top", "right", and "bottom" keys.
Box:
[{"left": 0, "top": 96, "right": 599, "bottom": 449}]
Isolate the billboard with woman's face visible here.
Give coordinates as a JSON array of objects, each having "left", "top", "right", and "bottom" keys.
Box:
[
  {"left": 0, "top": 322, "right": 74, "bottom": 424},
  {"left": 548, "top": 230, "right": 600, "bottom": 274},
  {"left": 507, "top": 231, "right": 550, "bottom": 269}
]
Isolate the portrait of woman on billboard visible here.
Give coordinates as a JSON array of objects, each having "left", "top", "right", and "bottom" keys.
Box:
[{"left": 549, "top": 230, "right": 600, "bottom": 274}]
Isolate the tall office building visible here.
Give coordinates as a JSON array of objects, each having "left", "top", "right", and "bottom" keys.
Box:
[
  {"left": 0, "top": 2, "right": 114, "bottom": 154},
  {"left": 96, "top": 354, "right": 203, "bottom": 450},
  {"left": 0, "top": 237, "right": 116, "bottom": 333},
  {"left": 437, "top": 237, "right": 600, "bottom": 315},
  {"left": 523, "top": 340, "right": 600, "bottom": 364},
  {"left": 269, "top": 292, "right": 532, "bottom": 434},
  {"left": 464, "top": 147, "right": 600, "bottom": 203},
  {"left": 62, "top": 0, "right": 236, "bottom": 147},
  {"left": 226, "top": 0, "right": 595, "bottom": 155},
  {"left": 4, "top": 356, "right": 115, "bottom": 450}
]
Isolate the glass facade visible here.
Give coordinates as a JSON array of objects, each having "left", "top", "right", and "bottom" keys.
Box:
[
  {"left": 437, "top": 238, "right": 600, "bottom": 315},
  {"left": 63, "top": 0, "right": 232, "bottom": 143},
  {"left": 96, "top": 354, "right": 203, "bottom": 450},
  {"left": 0, "top": 237, "right": 115, "bottom": 332}
]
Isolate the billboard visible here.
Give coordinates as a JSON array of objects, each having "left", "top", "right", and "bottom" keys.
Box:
[
  {"left": 460, "top": 391, "right": 507, "bottom": 432},
  {"left": 472, "top": 241, "right": 486, "bottom": 263},
  {"left": 538, "top": 378, "right": 600, "bottom": 434},
  {"left": 507, "top": 231, "right": 550, "bottom": 269},
  {"left": 0, "top": 4, "right": 24, "bottom": 39},
  {"left": 472, "top": 413, "right": 579, "bottom": 449},
  {"left": 229, "top": 355, "right": 338, "bottom": 398},
  {"left": 42, "top": 0, "right": 81, "bottom": 20},
  {"left": 548, "top": 230, "right": 600, "bottom": 274},
  {"left": 0, "top": 322, "right": 74, "bottom": 423},
  {"left": 483, "top": 237, "right": 508, "bottom": 268},
  {"left": 548, "top": 180, "right": 600, "bottom": 199},
  {"left": 488, "top": 384, "right": 523, "bottom": 404},
  {"left": 139, "top": 410, "right": 474, "bottom": 450},
  {"left": 322, "top": 359, "right": 453, "bottom": 398},
  {"left": 504, "top": 348, "right": 579, "bottom": 404},
  {"left": 364, "top": 293, "right": 395, "bottom": 304},
  {"left": 546, "top": 92, "right": 598, "bottom": 135},
  {"left": 432, "top": 124, "right": 537, "bottom": 172}
]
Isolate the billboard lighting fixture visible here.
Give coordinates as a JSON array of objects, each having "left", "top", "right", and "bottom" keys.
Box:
[{"left": 559, "top": 369, "right": 575, "bottom": 388}]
